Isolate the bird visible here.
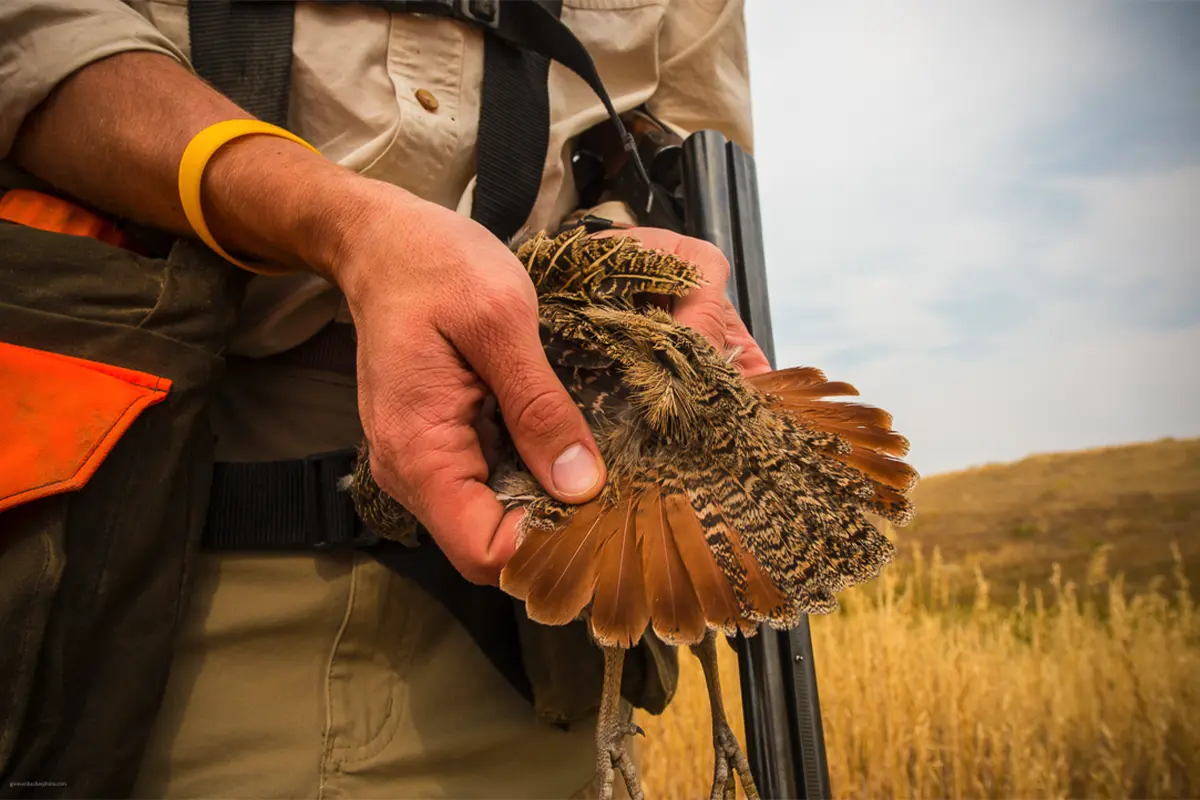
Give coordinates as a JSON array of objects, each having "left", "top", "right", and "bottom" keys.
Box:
[{"left": 346, "top": 225, "right": 918, "bottom": 800}]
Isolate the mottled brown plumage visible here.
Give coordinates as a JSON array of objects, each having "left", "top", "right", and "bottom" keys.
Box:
[{"left": 346, "top": 226, "right": 918, "bottom": 800}]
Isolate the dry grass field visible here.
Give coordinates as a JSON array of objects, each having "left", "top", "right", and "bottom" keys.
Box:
[{"left": 638, "top": 439, "right": 1200, "bottom": 799}]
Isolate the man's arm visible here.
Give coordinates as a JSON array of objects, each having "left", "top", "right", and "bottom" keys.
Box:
[
  {"left": 10, "top": 51, "right": 353, "bottom": 278},
  {"left": 3, "top": 9, "right": 607, "bottom": 585}
]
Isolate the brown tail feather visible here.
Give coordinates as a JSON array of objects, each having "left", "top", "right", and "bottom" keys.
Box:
[
  {"left": 638, "top": 487, "right": 707, "bottom": 646},
  {"left": 661, "top": 486, "right": 741, "bottom": 636},
  {"left": 519, "top": 501, "right": 608, "bottom": 626},
  {"left": 590, "top": 499, "right": 650, "bottom": 648}
]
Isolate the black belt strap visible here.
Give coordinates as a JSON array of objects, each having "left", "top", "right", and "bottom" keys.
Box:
[{"left": 203, "top": 450, "right": 368, "bottom": 550}]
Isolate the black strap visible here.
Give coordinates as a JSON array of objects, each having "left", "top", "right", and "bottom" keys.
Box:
[
  {"left": 472, "top": 1, "right": 563, "bottom": 241},
  {"left": 188, "top": 0, "right": 649, "bottom": 240},
  {"left": 187, "top": 2, "right": 296, "bottom": 130},
  {"left": 332, "top": 0, "right": 650, "bottom": 237},
  {"left": 203, "top": 449, "right": 372, "bottom": 550},
  {"left": 477, "top": 1, "right": 653, "bottom": 232}
]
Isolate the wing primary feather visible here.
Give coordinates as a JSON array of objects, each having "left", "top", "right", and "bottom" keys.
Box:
[
  {"left": 842, "top": 448, "right": 920, "bottom": 492},
  {"left": 818, "top": 425, "right": 910, "bottom": 457},
  {"left": 747, "top": 367, "right": 829, "bottom": 392}
]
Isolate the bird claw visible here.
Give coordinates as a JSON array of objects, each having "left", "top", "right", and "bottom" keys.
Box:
[
  {"left": 710, "top": 722, "right": 759, "bottom": 800},
  {"left": 596, "top": 720, "right": 645, "bottom": 800}
]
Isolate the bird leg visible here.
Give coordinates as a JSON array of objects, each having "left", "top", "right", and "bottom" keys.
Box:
[
  {"left": 692, "top": 631, "right": 760, "bottom": 800},
  {"left": 595, "top": 646, "right": 645, "bottom": 800}
]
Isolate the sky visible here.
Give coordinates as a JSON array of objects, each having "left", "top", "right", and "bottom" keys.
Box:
[{"left": 741, "top": 1, "right": 1200, "bottom": 477}]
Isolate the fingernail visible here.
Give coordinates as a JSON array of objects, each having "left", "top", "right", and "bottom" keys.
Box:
[{"left": 552, "top": 443, "right": 600, "bottom": 497}]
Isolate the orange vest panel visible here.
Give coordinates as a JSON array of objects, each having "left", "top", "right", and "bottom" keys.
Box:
[{"left": 0, "top": 342, "right": 172, "bottom": 514}]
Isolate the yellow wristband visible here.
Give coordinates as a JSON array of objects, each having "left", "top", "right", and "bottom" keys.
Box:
[{"left": 178, "top": 119, "right": 320, "bottom": 275}]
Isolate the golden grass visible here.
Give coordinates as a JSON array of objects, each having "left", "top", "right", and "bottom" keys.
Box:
[{"left": 638, "top": 543, "right": 1200, "bottom": 799}]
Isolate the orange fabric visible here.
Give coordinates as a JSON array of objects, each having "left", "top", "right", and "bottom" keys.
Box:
[
  {"left": 0, "top": 189, "right": 140, "bottom": 252},
  {"left": 0, "top": 342, "right": 172, "bottom": 515}
]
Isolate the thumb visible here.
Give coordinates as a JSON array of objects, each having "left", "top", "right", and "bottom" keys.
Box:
[
  {"left": 461, "top": 319, "right": 607, "bottom": 505},
  {"left": 492, "top": 359, "right": 607, "bottom": 503}
]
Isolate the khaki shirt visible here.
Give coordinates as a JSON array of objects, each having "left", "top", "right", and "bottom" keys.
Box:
[{"left": 0, "top": 0, "right": 753, "bottom": 356}]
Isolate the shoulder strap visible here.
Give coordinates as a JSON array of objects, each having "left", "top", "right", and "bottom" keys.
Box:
[
  {"left": 187, "top": 2, "right": 296, "bottom": 130},
  {"left": 473, "top": 0, "right": 563, "bottom": 241}
]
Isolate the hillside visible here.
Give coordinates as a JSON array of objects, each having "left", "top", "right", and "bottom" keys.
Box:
[{"left": 888, "top": 436, "right": 1200, "bottom": 601}]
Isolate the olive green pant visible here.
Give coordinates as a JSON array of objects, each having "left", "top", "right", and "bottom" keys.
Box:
[{"left": 131, "top": 360, "right": 635, "bottom": 799}]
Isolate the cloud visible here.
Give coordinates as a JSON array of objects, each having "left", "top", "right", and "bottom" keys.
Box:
[
  {"left": 742, "top": 1, "right": 1200, "bottom": 475},
  {"left": 1038, "top": 166, "right": 1200, "bottom": 332}
]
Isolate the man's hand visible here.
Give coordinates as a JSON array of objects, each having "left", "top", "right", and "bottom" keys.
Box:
[
  {"left": 596, "top": 227, "right": 773, "bottom": 378},
  {"left": 330, "top": 184, "right": 607, "bottom": 586}
]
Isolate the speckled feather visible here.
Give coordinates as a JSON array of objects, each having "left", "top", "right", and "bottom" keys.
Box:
[{"left": 347, "top": 227, "right": 918, "bottom": 650}]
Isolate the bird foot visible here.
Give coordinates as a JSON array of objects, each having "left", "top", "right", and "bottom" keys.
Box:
[
  {"left": 709, "top": 721, "right": 759, "bottom": 800},
  {"left": 596, "top": 719, "right": 645, "bottom": 800}
]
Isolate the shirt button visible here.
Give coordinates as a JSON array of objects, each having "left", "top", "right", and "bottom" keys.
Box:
[{"left": 415, "top": 89, "right": 439, "bottom": 112}]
